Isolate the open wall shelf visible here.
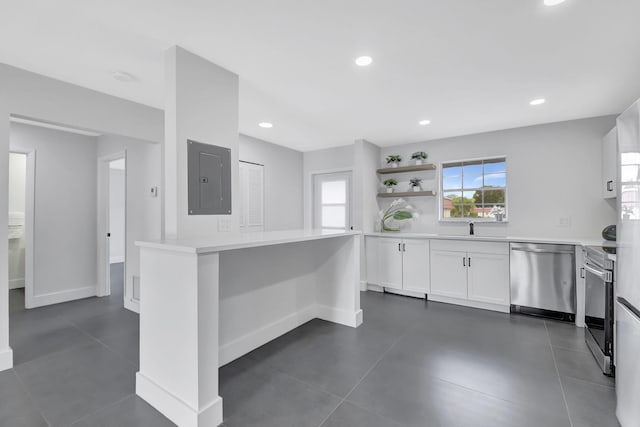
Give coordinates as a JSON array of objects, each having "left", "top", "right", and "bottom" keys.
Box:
[
  {"left": 377, "top": 191, "right": 437, "bottom": 198},
  {"left": 377, "top": 164, "right": 436, "bottom": 174}
]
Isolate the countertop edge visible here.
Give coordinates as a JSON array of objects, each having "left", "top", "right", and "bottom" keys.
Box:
[{"left": 363, "top": 232, "right": 604, "bottom": 247}]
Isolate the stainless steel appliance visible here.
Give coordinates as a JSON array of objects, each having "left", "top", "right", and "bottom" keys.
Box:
[
  {"left": 510, "top": 242, "right": 576, "bottom": 319},
  {"left": 615, "top": 99, "right": 640, "bottom": 426},
  {"left": 582, "top": 245, "right": 615, "bottom": 376}
]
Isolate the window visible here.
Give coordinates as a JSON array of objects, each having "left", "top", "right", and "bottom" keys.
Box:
[
  {"left": 313, "top": 172, "right": 351, "bottom": 230},
  {"left": 441, "top": 157, "right": 507, "bottom": 220}
]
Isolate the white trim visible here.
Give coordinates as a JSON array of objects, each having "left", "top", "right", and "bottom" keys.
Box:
[
  {"left": 124, "top": 298, "right": 140, "bottom": 314},
  {"left": 10, "top": 116, "right": 102, "bottom": 137},
  {"left": 8, "top": 278, "right": 25, "bottom": 289},
  {"left": 136, "top": 373, "right": 223, "bottom": 427},
  {"left": 219, "top": 305, "right": 316, "bottom": 366},
  {"left": 383, "top": 287, "right": 426, "bottom": 299},
  {"left": 29, "top": 285, "right": 97, "bottom": 308},
  {"left": 315, "top": 305, "right": 363, "bottom": 328},
  {"left": 109, "top": 255, "right": 125, "bottom": 264},
  {"left": 366, "top": 283, "right": 384, "bottom": 293},
  {"left": 0, "top": 348, "right": 14, "bottom": 372},
  {"left": 360, "top": 280, "right": 368, "bottom": 291},
  {"left": 428, "top": 294, "right": 510, "bottom": 313}
]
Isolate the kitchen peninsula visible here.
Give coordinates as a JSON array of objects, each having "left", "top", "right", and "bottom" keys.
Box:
[{"left": 134, "top": 229, "right": 362, "bottom": 427}]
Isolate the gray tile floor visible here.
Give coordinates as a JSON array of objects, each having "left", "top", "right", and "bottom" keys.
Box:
[{"left": 2, "top": 269, "right": 619, "bottom": 427}]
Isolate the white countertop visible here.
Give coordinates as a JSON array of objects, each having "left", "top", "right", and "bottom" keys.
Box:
[
  {"left": 136, "top": 229, "right": 361, "bottom": 254},
  {"left": 364, "top": 232, "right": 607, "bottom": 247}
]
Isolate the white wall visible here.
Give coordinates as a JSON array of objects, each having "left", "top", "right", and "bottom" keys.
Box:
[
  {"left": 303, "top": 145, "right": 354, "bottom": 228},
  {"left": 239, "top": 134, "right": 303, "bottom": 230},
  {"left": 8, "top": 152, "right": 26, "bottom": 289},
  {"left": 10, "top": 122, "right": 98, "bottom": 304},
  {"left": 164, "top": 47, "right": 239, "bottom": 239},
  {"left": 378, "top": 116, "right": 618, "bottom": 239},
  {"left": 108, "top": 167, "right": 125, "bottom": 263},
  {"left": 97, "top": 134, "right": 161, "bottom": 310}
]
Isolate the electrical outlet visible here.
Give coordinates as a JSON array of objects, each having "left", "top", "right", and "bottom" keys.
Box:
[
  {"left": 150, "top": 186, "right": 158, "bottom": 197},
  {"left": 558, "top": 217, "right": 572, "bottom": 227},
  {"left": 218, "top": 217, "right": 232, "bottom": 232}
]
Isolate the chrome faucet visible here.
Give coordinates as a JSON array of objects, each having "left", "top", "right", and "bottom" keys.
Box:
[{"left": 469, "top": 221, "right": 475, "bottom": 236}]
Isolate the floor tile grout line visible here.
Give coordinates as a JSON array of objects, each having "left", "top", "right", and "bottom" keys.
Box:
[
  {"left": 12, "top": 368, "right": 54, "bottom": 427},
  {"left": 545, "top": 320, "right": 575, "bottom": 427},
  {"left": 316, "top": 313, "right": 421, "bottom": 427},
  {"left": 70, "top": 323, "right": 140, "bottom": 370},
  {"left": 66, "top": 393, "right": 134, "bottom": 426}
]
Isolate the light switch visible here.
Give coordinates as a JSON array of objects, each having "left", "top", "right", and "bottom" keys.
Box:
[{"left": 150, "top": 186, "right": 158, "bottom": 198}]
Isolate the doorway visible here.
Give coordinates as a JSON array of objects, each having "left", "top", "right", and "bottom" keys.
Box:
[
  {"left": 98, "top": 153, "right": 126, "bottom": 300},
  {"left": 313, "top": 171, "right": 352, "bottom": 230}
]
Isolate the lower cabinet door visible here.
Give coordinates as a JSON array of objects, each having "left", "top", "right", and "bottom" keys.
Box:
[
  {"left": 365, "top": 237, "right": 379, "bottom": 285},
  {"left": 377, "top": 238, "right": 403, "bottom": 290},
  {"left": 467, "top": 252, "right": 510, "bottom": 305},
  {"left": 430, "top": 250, "right": 467, "bottom": 299},
  {"left": 402, "top": 239, "right": 430, "bottom": 293}
]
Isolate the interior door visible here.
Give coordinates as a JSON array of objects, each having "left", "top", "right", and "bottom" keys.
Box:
[
  {"left": 377, "top": 238, "right": 403, "bottom": 290},
  {"left": 467, "top": 252, "right": 509, "bottom": 305},
  {"left": 239, "top": 161, "right": 264, "bottom": 232},
  {"left": 430, "top": 250, "right": 467, "bottom": 299},
  {"left": 402, "top": 239, "right": 430, "bottom": 293}
]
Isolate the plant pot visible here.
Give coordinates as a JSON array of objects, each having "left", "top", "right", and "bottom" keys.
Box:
[
  {"left": 415, "top": 159, "right": 422, "bottom": 165},
  {"left": 386, "top": 187, "right": 394, "bottom": 193},
  {"left": 412, "top": 187, "right": 421, "bottom": 192},
  {"left": 391, "top": 162, "right": 398, "bottom": 168}
]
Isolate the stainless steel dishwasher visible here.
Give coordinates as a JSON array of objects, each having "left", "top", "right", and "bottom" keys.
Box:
[{"left": 510, "top": 242, "right": 576, "bottom": 319}]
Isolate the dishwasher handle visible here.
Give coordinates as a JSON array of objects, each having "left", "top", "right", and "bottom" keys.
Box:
[
  {"left": 511, "top": 247, "right": 574, "bottom": 255},
  {"left": 584, "top": 263, "right": 613, "bottom": 283}
]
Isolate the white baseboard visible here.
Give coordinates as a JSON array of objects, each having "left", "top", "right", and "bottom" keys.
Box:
[
  {"left": 136, "top": 373, "right": 223, "bottom": 427},
  {"left": 384, "top": 287, "right": 426, "bottom": 299},
  {"left": 428, "top": 294, "right": 510, "bottom": 313},
  {"left": 110, "top": 256, "right": 125, "bottom": 264},
  {"left": 0, "top": 348, "right": 13, "bottom": 372},
  {"left": 360, "top": 280, "right": 368, "bottom": 291},
  {"left": 219, "top": 305, "right": 317, "bottom": 366},
  {"left": 315, "top": 305, "right": 363, "bottom": 328},
  {"left": 9, "top": 278, "right": 25, "bottom": 290},
  {"left": 124, "top": 298, "right": 140, "bottom": 314},
  {"left": 29, "top": 286, "right": 97, "bottom": 308},
  {"left": 366, "top": 283, "right": 384, "bottom": 293}
]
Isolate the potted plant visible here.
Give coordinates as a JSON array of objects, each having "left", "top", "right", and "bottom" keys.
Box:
[
  {"left": 409, "top": 177, "right": 423, "bottom": 192},
  {"left": 383, "top": 178, "right": 398, "bottom": 193},
  {"left": 490, "top": 205, "right": 505, "bottom": 222},
  {"left": 386, "top": 155, "right": 402, "bottom": 168},
  {"left": 379, "top": 199, "right": 418, "bottom": 232},
  {"left": 411, "top": 151, "right": 428, "bottom": 165}
]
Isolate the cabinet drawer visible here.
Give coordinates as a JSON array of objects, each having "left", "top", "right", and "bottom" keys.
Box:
[{"left": 430, "top": 239, "right": 509, "bottom": 255}]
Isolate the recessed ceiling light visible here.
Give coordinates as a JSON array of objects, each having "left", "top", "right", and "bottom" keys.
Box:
[
  {"left": 419, "top": 119, "right": 431, "bottom": 126},
  {"left": 529, "top": 98, "right": 546, "bottom": 106},
  {"left": 111, "top": 70, "right": 137, "bottom": 82},
  {"left": 258, "top": 122, "right": 273, "bottom": 128},
  {"left": 544, "top": 0, "right": 566, "bottom": 6},
  {"left": 355, "top": 56, "right": 373, "bottom": 67}
]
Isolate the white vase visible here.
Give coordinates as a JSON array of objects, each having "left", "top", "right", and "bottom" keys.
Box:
[
  {"left": 412, "top": 187, "right": 421, "bottom": 192},
  {"left": 386, "top": 187, "right": 394, "bottom": 193},
  {"left": 391, "top": 162, "right": 398, "bottom": 168},
  {"left": 415, "top": 159, "right": 422, "bottom": 165}
]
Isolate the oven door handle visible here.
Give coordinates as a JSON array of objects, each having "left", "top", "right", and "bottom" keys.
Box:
[{"left": 584, "top": 263, "right": 613, "bottom": 283}]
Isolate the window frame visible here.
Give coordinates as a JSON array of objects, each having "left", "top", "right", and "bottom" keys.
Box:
[{"left": 438, "top": 155, "right": 509, "bottom": 223}]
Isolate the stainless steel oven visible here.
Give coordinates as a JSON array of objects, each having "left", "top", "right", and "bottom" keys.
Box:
[{"left": 583, "top": 246, "right": 615, "bottom": 376}]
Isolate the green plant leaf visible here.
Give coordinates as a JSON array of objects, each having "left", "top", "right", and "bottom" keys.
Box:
[{"left": 393, "top": 211, "right": 413, "bottom": 220}]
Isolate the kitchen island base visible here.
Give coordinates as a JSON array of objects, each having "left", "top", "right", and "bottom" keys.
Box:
[{"left": 135, "top": 231, "right": 362, "bottom": 427}]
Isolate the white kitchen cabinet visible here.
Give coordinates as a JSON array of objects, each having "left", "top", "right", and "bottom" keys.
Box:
[
  {"left": 430, "top": 249, "right": 468, "bottom": 298},
  {"left": 602, "top": 127, "right": 617, "bottom": 199},
  {"left": 377, "top": 238, "right": 403, "bottom": 290},
  {"left": 430, "top": 240, "right": 510, "bottom": 311},
  {"left": 365, "top": 237, "right": 430, "bottom": 293},
  {"left": 467, "top": 252, "right": 510, "bottom": 305}
]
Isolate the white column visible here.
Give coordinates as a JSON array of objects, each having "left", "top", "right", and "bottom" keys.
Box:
[
  {"left": 0, "top": 105, "right": 14, "bottom": 371},
  {"left": 136, "top": 248, "right": 222, "bottom": 426},
  {"left": 163, "top": 46, "right": 240, "bottom": 240}
]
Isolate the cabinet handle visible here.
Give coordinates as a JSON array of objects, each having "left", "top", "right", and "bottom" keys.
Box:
[
  {"left": 398, "top": 243, "right": 401, "bottom": 252},
  {"left": 607, "top": 181, "right": 613, "bottom": 192},
  {"left": 468, "top": 257, "right": 471, "bottom": 267},
  {"left": 463, "top": 257, "right": 466, "bottom": 267},
  {"left": 402, "top": 243, "right": 406, "bottom": 252},
  {"left": 580, "top": 267, "right": 585, "bottom": 279}
]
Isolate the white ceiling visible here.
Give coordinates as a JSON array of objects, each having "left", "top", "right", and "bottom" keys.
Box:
[{"left": 1, "top": 0, "right": 639, "bottom": 151}]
